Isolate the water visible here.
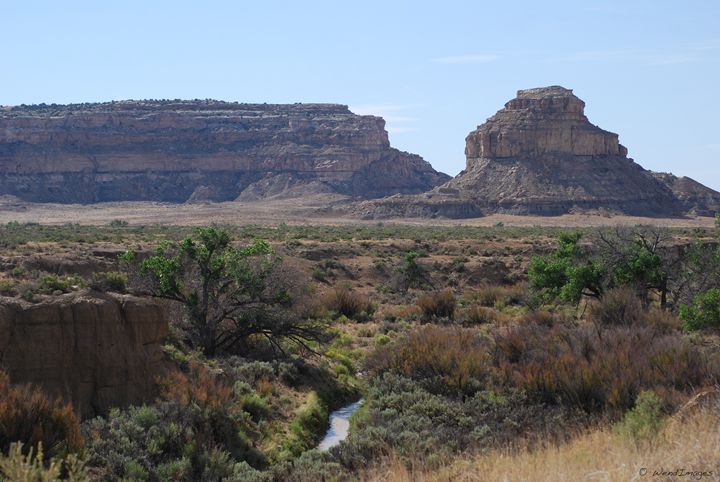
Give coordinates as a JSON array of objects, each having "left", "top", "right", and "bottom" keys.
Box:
[{"left": 316, "top": 399, "right": 364, "bottom": 451}]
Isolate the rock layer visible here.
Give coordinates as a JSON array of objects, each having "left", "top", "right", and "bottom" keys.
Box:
[
  {"left": 0, "top": 101, "right": 449, "bottom": 203},
  {"left": 356, "top": 86, "right": 719, "bottom": 218},
  {"left": 0, "top": 291, "right": 170, "bottom": 417}
]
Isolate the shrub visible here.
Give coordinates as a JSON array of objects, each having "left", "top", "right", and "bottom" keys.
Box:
[
  {"left": 614, "top": 390, "right": 665, "bottom": 443},
  {"left": 89, "top": 271, "right": 127, "bottom": 293},
  {"left": 459, "top": 305, "right": 510, "bottom": 325},
  {"left": 38, "top": 274, "right": 86, "bottom": 294},
  {"left": 83, "top": 363, "right": 266, "bottom": 480},
  {"left": 524, "top": 309, "right": 558, "bottom": 327},
  {"left": 16, "top": 281, "right": 38, "bottom": 302},
  {"left": 367, "top": 325, "right": 490, "bottom": 396},
  {"left": 332, "top": 374, "right": 582, "bottom": 472},
  {"left": 465, "top": 284, "right": 525, "bottom": 308},
  {"left": 679, "top": 288, "right": 720, "bottom": 331},
  {"left": 324, "top": 285, "right": 376, "bottom": 321},
  {"left": 0, "top": 371, "right": 83, "bottom": 458},
  {"left": 0, "top": 279, "right": 16, "bottom": 296},
  {"left": 390, "top": 251, "right": 430, "bottom": 292},
  {"left": 494, "top": 324, "right": 711, "bottom": 413},
  {"left": 0, "top": 442, "right": 89, "bottom": 482},
  {"left": 157, "top": 362, "right": 234, "bottom": 410},
  {"left": 416, "top": 289, "right": 456, "bottom": 320},
  {"left": 589, "top": 287, "right": 644, "bottom": 327}
]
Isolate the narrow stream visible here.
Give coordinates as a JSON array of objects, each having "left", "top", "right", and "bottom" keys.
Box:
[{"left": 317, "top": 399, "right": 364, "bottom": 451}]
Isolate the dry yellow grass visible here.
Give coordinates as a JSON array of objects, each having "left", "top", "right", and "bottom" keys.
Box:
[{"left": 366, "top": 408, "right": 720, "bottom": 482}]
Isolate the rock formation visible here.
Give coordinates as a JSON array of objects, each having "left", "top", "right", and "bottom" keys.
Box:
[
  {"left": 651, "top": 172, "right": 720, "bottom": 216},
  {"left": 0, "top": 291, "right": 169, "bottom": 417},
  {"left": 356, "top": 86, "right": 720, "bottom": 218},
  {"left": 0, "top": 101, "right": 449, "bottom": 203}
]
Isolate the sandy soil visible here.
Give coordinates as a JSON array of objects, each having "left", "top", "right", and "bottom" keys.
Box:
[{"left": 0, "top": 196, "right": 715, "bottom": 228}]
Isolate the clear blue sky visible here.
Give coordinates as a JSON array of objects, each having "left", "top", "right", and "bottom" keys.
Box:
[{"left": 3, "top": 1, "right": 719, "bottom": 189}]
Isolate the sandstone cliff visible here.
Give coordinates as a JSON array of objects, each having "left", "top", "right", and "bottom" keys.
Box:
[
  {"left": 355, "top": 86, "right": 720, "bottom": 219},
  {"left": 0, "top": 101, "right": 449, "bottom": 203},
  {"left": 0, "top": 291, "right": 169, "bottom": 417}
]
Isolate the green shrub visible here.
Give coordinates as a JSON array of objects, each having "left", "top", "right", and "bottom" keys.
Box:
[
  {"left": 89, "top": 271, "right": 127, "bottom": 293},
  {"left": 0, "top": 279, "right": 16, "bottom": 296},
  {"left": 239, "top": 393, "right": 269, "bottom": 421},
  {"left": 83, "top": 362, "right": 267, "bottom": 480},
  {"left": 332, "top": 374, "right": 582, "bottom": 472},
  {"left": 391, "top": 251, "right": 430, "bottom": 292},
  {"left": 614, "top": 390, "right": 665, "bottom": 443},
  {"left": 680, "top": 288, "right": 720, "bottom": 331},
  {"left": 38, "top": 274, "right": 86, "bottom": 294},
  {"left": 0, "top": 443, "right": 89, "bottom": 482},
  {"left": 16, "top": 281, "right": 38, "bottom": 302},
  {"left": 311, "top": 269, "right": 327, "bottom": 283}
]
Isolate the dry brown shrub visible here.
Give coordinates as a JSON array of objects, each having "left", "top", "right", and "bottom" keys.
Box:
[
  {"left": 494, "top": 323, "right": 713, "bottom": 413},
  {"left": 0, "top": 371, "right": 83, "bottom": 457},
  {"left": 524, "top": 309, "right": 557, "bottom": 327},
  {"left": 157, "top": 361, "right": 233, "bottom": 410},
  {"left": 459, "top": 305, "right": 511, "bottom": 325},
  {"left": 367, "top": 325, "right": 490, "bottom": 395},
  {"left": 464, "top": 283, "right": 527, "bottom": 308},
  {"left": 589, "top": 287, "right": 644, "bottom": 327},
  {"left": 324, "top": 285, "right": 376, "bottom": 320},
  {"left": 416, "top": 289, "right": 456, "bottom": 320}
]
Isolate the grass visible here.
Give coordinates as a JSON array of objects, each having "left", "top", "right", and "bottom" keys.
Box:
[{"left": 370, "top": 404, "right": 720, "bottom": 481}]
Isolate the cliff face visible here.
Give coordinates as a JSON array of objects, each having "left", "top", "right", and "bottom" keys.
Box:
[
  {"left": 0, "top": 291, "right": 169, "bottom": 417},
  {"left": 0, "top": 101, "right": 449, "bottom": 203},
  {"left": 355, "top": 86, "right": 719, "bottom": 219}
]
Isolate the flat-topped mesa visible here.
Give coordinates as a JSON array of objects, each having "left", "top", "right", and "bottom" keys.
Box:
[
  {"left": 0, "top": 100, "right": 448, "bottom": 203},
  {"left": 465, "top": 86, "right": 626, "bottom": 163},
  {"left": 355, "top": 85, "right": 720, "bottom": 219}
]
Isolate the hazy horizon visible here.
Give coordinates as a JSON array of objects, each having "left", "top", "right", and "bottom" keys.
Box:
[{"left": 3, "top": 0, "right": 719, "bottom": 189}]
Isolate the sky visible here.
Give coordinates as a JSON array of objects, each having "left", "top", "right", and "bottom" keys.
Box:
[{"left": 2, "top": 0, "right": 719, "bottom": 189}]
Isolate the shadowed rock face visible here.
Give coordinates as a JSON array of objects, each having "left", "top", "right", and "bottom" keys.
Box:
[
  {"left": 0, "top": 101, "right": 449, "bottom": 203},
  {"left": 0, "top": 292, "right": 170, "bottom": 417},
  {"left": 355, "top": 86, "right": 719, "bottom": 219}
]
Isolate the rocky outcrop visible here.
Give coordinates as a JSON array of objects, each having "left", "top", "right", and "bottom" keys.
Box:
[
  {"left": 0, "top": 291, "right": 169, "bottom": 417},
  {"left": 0, "top": 101, "right": 449, "bottom": 203},
  {"left": 651, "top": 172, "right": 720, "bottom": 216},
  {"left": 356, "top": 86, "right": 719, "bottom": 219}
]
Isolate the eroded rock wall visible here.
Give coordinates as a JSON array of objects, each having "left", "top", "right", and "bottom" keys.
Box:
[{"left": 0, "top": 291, "right": 169, "bottom": 417}]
